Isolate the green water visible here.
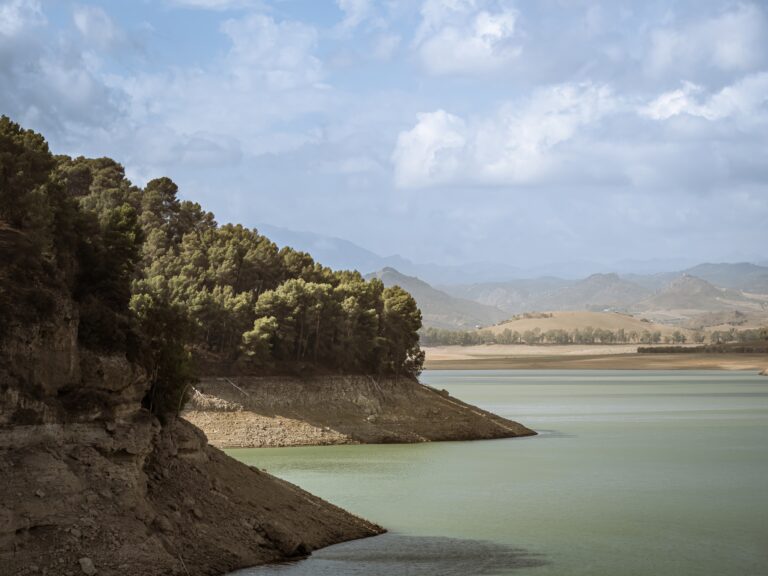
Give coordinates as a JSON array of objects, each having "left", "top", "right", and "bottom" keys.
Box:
[{"left": 227, "top": 370, "right": 768, "bottom": 576}]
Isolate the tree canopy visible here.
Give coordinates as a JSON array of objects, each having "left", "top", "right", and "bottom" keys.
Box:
[{"left": 0, "top": 117, "right": 424, "bottom": 416}]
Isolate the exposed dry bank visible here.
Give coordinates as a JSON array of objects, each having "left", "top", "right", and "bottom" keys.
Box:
[
  {"left": 0, "top": 307, "right": 382, "bottom": 576},
  {"left": 184, "top": 375, "right": 535, "bottom": 448},
  {"left": 424, "top": 345, "right": 768, "bottom": 371}
]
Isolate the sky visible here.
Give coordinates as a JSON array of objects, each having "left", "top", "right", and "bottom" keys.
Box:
[{"left": 1, "top": 0, "right": 767, "bottom": 271}]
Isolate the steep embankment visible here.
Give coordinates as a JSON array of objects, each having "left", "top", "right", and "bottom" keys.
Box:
[
  {"left": 184, "top": 375, "right": 535, "bottom": 448},
  {"left": 0, "top": 305, "right": 381, "bottom": 576}
]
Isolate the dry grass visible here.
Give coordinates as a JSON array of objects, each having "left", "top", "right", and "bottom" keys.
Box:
[{"left": 487, "top": 311, "right": 691, "bottom": 336}]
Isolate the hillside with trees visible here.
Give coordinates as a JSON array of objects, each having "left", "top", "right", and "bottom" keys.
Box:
[{"left": 0, "top": 116, "right": 424, "bottom": 418}]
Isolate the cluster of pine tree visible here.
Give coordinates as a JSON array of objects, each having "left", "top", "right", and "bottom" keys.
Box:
[{"left": 0, "top": 117, "right": 424, "bottom": 416}]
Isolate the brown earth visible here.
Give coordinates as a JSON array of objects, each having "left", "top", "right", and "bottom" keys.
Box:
[
  {"left": 0, "top": 416, "right": 382, "bottom": 576},
  {"left": 183, "top": 375, "right": 535, "bottom": 448},
  {"left": 0, "top": 302, "right": 382, "bottom": 576},
  {"left": 424, "top": 345, "right": 767, "bottom": 371}
]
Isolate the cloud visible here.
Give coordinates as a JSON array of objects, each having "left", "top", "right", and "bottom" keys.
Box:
[
  {"left": 220, "top": 13, "right": 322, "bottom": 90},
  {"left": 414, "top": 0, "right": 521, "bottom": 75},
  {"left": 641, "top": 73, "right": 768, "bottom": 121},
  {"left": 639, "top": 81, "right": 705, "bottom": 121},
  {"left": 0, "top": 2, "right": 123, "bottom": 138},
  {"left": 337, "top": 0, "right": 374, "bottom": 30},
  {"left": 0, "top": 0, "right": 44, "bottom": 36},
  {"left": 647, "top": 3, "right": 767, "bottom": 80},
  {"left": 372, "top": 33, "right": 401, "bottom": 60},
  {"left": 165, "top": 0, "right": 259, "bottom": 10},
  {"left": 392, "top": 83, "right": 616, "bottom": 187},
  {"left": 1, "top": 1, "right": 333, "bottom": 184},
  {"left": 2, "top": 0, "right": 766, "bottom": 266},
  {"left": 73, "top": 5, "right": 121, "bottom": 50},
  {"left": 394, "top": 69, "right": 768, "bottom": 193},
  {"left": 392, "top": 109, "right": 466, "bottom": 188}
]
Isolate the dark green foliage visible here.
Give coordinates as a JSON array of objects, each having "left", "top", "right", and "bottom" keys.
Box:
[
  {"left": 0, "top": 117, "right": 55, "bottom": 238},
  {"left": 0, "top": 223, "right": 55, "bottom": 333},
  {"left": 1, "top": 117, "right": 425, "bottom": 417},
  {"left": 132, "top": 291, "right": 194, "bottom": 419},
  {"left": 381, "top": 286, "right": 424, "bottom": 376}
]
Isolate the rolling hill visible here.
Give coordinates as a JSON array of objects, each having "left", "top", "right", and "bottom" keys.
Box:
[
  {"left": 443, "top": 273, "right": 650, "bottom": 314},
  {"left": 542, "top": 273, "right": 651, "bottom": 311},
  {"left": 441, "top": 277, "right": 571, "bottom": 313},
  {"left": 485, "top": 311, "right": 688, "bottom": 338},
  {"left": 681, "top": 263, "right": 768, "bottom": 293},
  {"left": 635, "top": 275, "right": 760, "bottom": 312},
  {"left": 366, "top": 268, "right": 509, "bottom": 330}
]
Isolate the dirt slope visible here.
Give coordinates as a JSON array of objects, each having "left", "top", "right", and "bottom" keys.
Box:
[{"left": 183, "top": 375, "right": 535, "bottom": 448}]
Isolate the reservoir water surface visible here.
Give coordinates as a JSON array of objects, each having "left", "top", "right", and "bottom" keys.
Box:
[{"left": 228, "top": 370, "right": 768, "bottom": 576}]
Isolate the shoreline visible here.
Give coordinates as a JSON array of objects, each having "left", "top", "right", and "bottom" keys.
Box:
[
  {"left": 183, "top": 375, "right": 535, "bottom": 449},
  {"left": 423, "top": 347, "right": 768, "bottom": 372}
]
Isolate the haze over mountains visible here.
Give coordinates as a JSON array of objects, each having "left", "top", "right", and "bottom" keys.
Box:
[
  {"left": 262, "top": 224, "right": 768, "bottom": 330},
  {"left": 442, "top": 271, "right": 768, "bottom": 329},
  {"left": 365, "top": 268, "right": 509, "bottom": 330},
  {"left": 258, "top": 224, "right": 703, "bottom": 284}
]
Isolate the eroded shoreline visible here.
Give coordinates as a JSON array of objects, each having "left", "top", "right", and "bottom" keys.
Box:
[{"left": 183, "top": 375, "right": 535, "bottom": 449}]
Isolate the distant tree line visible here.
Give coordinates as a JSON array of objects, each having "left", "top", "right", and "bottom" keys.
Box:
[
  {"left": 709, "top": 328, "right": 768, "bottom": 344},
  {"left": 0, "top": 117, "right": 424, "bottom": 417},
  {"left": 420, "top": 325, "right": 765, "bottom": 347}
]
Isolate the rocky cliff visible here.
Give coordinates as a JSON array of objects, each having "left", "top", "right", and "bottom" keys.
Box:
[
  {"left": 0, "top": 305, "right": 382, "bottom": 576},
  {"left": 183, "top": 375, "right": 535, "bottom": 448}
]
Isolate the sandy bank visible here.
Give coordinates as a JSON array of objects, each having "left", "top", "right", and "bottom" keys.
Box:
[{"left": 183, "top": 375, "right": 535, "bottom": 448}]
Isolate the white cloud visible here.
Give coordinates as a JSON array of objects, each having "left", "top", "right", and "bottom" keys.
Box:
[
  {"left": 640, "top": 82, "right": 706, "bottom": 120},
  {"left": 337, "top": 0, "right": 374, "bottom": 29},
  {"left": 475, "top": 83, "right": 615, "bottom": 183},
  {"left": 87, "top": 10, "right": 332, "bottom": 174},
  {"left": 392, "top": 109, "right": 466, "bottom": 188},
  {"left": 392, "top": 83, "right": 616, "bottom": 188},
  {"left": 641, "top": 73, "right": 768, "bottom": 121},
  {"left": 73, "top": 5, "right": 120, "bottom": 50},
  {"left": 0, "top": 0, "right": 44, "bottom": 36},
  {"left": 0, "top": 1, "right": 123, "bottom": 137},
  {"left": 647, "top": 3, "right": 767, "bottom": 79},
  {"left": 166, "top": 0, "right": 258, "bottom": 10},
  {"left": 415, "top": 0, "right": 521, "bottom": 75},
  {"left": 221, "top": 13, "right": 322, "bottom": 91}
]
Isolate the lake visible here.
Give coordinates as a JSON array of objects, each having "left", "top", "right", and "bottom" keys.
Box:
[{"left": 227, "top": 370, "right": 768, "bottom": 576}]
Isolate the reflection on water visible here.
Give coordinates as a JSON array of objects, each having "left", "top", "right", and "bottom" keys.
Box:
[{"left": 231, "top": 534, "right": 546, "bottom": 576}]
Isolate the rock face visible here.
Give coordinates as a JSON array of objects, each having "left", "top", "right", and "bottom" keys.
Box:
[
  {"left": 183, "top": 375, "right": 536, "bottom": 448},
  {"left": 0, "top": 306, "right": 382, "bottom": 576}
]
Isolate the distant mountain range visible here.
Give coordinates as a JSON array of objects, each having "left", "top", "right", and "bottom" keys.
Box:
[
  {"left": 366, "top": 268, "right": 508, "bottom": 330},
  {"left": 257, "top": 224, "right": 768, "bottom": 329},
  {"left": 256, "top": 224, "right": 704, "bottom": 283},
  {"left": 444, "top": 273, "right": 651, "bottom": 314},
  {"left": 376, "top": 267, "right": 768, "bottom": 330}
]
